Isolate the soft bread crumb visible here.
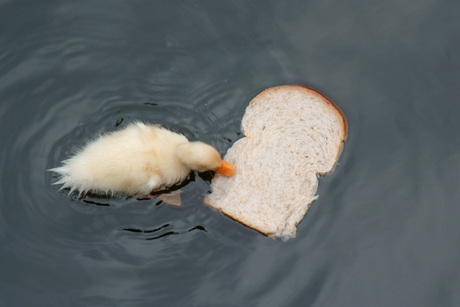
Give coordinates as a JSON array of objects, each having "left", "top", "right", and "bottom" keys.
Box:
[{"left": 205, "top": 85, "right": 347, "bottom": 240}]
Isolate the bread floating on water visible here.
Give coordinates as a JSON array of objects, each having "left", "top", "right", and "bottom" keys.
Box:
[
  {"left": 50, "top": 122, "right": 236, "bottom": 197},
  {"left": 204, "top": 85, "right": 347, "bottom": 239}
]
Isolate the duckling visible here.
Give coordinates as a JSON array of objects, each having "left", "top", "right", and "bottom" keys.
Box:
[{"left": 50, "top": 122, "right": 236, "bottom": 196}]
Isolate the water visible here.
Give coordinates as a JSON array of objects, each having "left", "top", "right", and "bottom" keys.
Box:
[{"left": 1, "top": 0, "right": 459, "bottom": 306}]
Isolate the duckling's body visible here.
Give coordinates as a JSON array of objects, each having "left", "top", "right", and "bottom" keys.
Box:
[{"left": 51, "top": 122, "right": 228, "bottom": 196}]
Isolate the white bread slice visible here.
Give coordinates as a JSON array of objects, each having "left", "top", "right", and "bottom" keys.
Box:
[{"left": 204, "top": 85, "right": 347, "bottom": 239}]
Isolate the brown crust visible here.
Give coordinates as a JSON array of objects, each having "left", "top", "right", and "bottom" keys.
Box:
[
  {"left": 202, "top": 198, "right": 270, "bottom": 235},
  {"left": 221, "top": 210, "right": 272, "bottom": 236}
]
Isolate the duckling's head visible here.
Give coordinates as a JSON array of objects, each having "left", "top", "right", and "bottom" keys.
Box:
[{"left": 176, "top": 142, "right": 223, "bottom": 172}]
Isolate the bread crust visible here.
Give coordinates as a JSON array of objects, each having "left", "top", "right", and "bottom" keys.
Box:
[{"left": 205, "top": 85, "right": 347, "bottom": 239}]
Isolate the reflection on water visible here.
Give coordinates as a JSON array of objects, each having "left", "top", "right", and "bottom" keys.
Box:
[{"left": 1, "top": 0, "right": 460, "bottom": 306}]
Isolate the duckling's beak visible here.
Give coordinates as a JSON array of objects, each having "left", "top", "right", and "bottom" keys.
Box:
[{"left": 214, "top": 160, "right": 236, "bottom": 177}]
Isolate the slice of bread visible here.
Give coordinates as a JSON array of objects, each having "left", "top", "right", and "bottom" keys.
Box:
[{"left": 204, "top": 85, "right": 347, "bottom": 239}]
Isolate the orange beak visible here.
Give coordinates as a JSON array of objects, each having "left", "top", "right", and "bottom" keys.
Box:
[{"left": 214, "top": 160, "right": 236, "bottom": 177}]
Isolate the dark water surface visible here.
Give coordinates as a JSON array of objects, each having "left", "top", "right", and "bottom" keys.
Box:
[{"left": 1, "top": 1, "right": 460, "bottom": 306}]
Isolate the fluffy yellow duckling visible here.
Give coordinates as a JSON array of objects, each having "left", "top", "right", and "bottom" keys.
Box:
[{"left": 50, "top": 122, "right": 236, "bottom": 196}]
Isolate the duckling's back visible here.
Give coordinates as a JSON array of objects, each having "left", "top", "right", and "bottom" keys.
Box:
[{"left": 51, "top": 122, "right": 190, "bottom": 196}]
